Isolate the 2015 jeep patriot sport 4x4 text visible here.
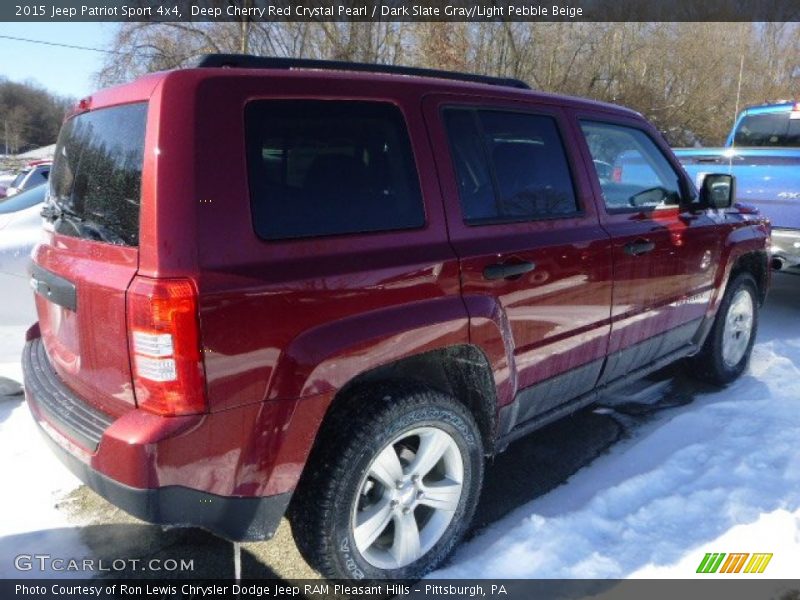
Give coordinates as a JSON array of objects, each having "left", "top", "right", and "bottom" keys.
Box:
[{"left": 23, "top": 55, "right": 770, "bottom": 580}]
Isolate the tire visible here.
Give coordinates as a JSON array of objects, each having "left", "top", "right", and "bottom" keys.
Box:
[
  {"left": 289, "top": 383, "right": 484, "bottom": 580},
  {"left": 689, "top": 272, "right": 759, "bottom": 385}
]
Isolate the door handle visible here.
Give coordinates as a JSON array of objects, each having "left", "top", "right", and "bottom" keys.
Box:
[
  {"left": 483, "top": 261, "right": 536, "bottom": 280},
  {"left": 624, "top": 239, "right": 656, "bottom": 256}
]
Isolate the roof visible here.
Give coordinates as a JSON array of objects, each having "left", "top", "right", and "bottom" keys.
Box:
[
  {"left": 84, "top": 56, "right": 641, "bottom": 120},
  {"left": 743, "top": 101, "right": 798, "bottom": 115}
]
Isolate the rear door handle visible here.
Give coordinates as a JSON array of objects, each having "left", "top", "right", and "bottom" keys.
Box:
[
  {"left": 624, "top": 240, "right": 656, "bottom": 256},
  {"left": 483, "top": 261, "right": 536, "bottom": 280}
]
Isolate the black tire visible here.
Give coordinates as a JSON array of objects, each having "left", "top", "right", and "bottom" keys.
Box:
[
  {"left": 689, "top": 272, "right": 759, "bottom": 385},
  {"left": 288, "top": 383, "right": 484, "bottom": 580}
]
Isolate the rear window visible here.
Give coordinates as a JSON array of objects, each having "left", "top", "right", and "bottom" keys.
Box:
[
  {"left": 733, "top": 112, "right": 800, "bottom": 147},
  {"left": 48, "top": 102, "right": 147, "bottom": 246},
  {"left": 245, "top": 100, "right": 425, "bottom": 241}
]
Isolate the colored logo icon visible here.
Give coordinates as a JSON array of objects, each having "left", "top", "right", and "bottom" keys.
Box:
[{"left": 696, "top": 553, "right": 773, "bottom": 574}]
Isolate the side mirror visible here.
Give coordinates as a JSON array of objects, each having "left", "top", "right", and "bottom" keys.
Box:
[{"left": 699, "top": 173, "right": 735, "bottom": 209}]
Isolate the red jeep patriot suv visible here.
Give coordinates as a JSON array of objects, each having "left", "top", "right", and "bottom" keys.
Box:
[{"left": 24, "top": 55, "right": 770, "bottom": 580}]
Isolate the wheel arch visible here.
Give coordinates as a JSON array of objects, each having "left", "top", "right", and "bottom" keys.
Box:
[
  {"left": 295, "top": 344, "right": 499, "bottom": 489},
  {"left": 336, "top": 344, "right": 499, "bottom": 451},
  {"left": 729, "top": 250, "right": 769, "bottom": 306}
]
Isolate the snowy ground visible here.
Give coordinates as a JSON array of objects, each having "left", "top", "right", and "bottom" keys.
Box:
[
  {"left": 0, "top": 274, "right": 798, "bottom": 580},
  {"left": 0, "top": 325, "right": 87, "bottom": 578}
]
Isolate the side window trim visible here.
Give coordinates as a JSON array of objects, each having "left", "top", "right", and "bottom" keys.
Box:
[
  {"left": 442, "top": 105, "right": 584, "bottom": 226},
  {"left": 578, "top": 118, "right": 687, "bottom": 215}
]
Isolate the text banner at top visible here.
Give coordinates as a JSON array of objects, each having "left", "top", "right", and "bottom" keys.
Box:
[{"left": 5, "top": 0, "right": 800, "bottom": 22}]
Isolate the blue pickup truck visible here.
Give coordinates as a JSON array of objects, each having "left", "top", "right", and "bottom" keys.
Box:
[{"left": 674, "top": 101, "right": 800, "bottom": 273}]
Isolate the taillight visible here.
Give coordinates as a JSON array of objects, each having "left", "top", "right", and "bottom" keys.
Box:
[
  {"left": 612, "top": 166, "right": 623, "bottom": 183},
  {"left": 126, "top": 276, "right": 206, "bottom": 416}
]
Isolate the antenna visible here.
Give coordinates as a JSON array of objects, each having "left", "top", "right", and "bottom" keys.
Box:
[{"left": 729, "top": 53, "right": 745, "bottom": 173}]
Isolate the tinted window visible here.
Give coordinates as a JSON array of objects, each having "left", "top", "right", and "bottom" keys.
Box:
[
  {"left": 245, "top": 101, "right": 425, "bottom": 240},
  {"left": 442, "top": 110, "right": 496, "bottom": 221},
  {"left": 48, "top": 103, "right": 147, "bottom": 246},
  {"left": 444, "top": 109, "right": 578, "bottom": 224},
  {"left": 733, "top": 112, "right": 800, "bottom": 147},
  {"left": 580, "top": 121, "right": 682, "bottom": 211}
]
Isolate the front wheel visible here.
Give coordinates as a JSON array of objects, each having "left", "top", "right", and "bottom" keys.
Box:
[
  {"left": 689, "top": 272, "right": 759, "bottom": 385},
  {"left": 289, "top": 385, "right": 484, "bottom": 580}
]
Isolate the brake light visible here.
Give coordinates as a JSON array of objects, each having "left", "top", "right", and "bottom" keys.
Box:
[
  {"left": 127, "top": 276, "right": 206, "bottom": 416},
  {"left": 612, "top": 166, "right": 623, "bottom": 183}
]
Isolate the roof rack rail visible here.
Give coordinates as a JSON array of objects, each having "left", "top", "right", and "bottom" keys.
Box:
[{"left": 192, "top": 54, "right": 531, "bottom": 90}]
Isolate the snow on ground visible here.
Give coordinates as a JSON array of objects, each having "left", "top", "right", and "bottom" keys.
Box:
[
  {"left": 15, "top": 145, "right": 56, "bottom": 161},
  {"left": 0, "top": 324, "right": 86, "bottom": 578},
  {"left": 435, "top": 273, "right": 800, "bottom": 579},
  {"left": 0, "top": 275, "right": 798, "bottom": 580}
]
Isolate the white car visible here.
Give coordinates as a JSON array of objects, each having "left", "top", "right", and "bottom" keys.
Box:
[
  {"left": 3, "top": 161, "right": 51, "bottom": 197},
  {"left": 0, "top": 183, "right": 46, "bottom": 326}
]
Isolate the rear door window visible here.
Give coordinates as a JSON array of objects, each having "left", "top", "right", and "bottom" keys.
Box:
[
  {"left": 245, "top": 100, "right": 425, "bottom": 241},
  {"left": 48, "top": 102, "right": 147, "bottom": 246},
  {"left": 443, "top": 108, "right": 579, "bottom": 224}
]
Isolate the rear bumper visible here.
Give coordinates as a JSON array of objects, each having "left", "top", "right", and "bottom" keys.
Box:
[
  {"left": 32, "top": 421, "right": 291, "bottom": 541},
  {"left": 23, "top": 336, "right": 291, "bottom": 541}
]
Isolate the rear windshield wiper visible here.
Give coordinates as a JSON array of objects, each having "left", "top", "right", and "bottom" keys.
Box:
[
  {"left": 41, "top": 202, "right": 125, "bottom": 245},
  {"left": 41, "top": 201, "right": 80, "bottom": 222}
]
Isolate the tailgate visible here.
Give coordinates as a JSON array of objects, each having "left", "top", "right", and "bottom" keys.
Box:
[
  {"left": 32, "top": 239, "right": 138, "bottom": 416},
  {"left": 32, "top": 102, "right": 147, "bottom": 417}
]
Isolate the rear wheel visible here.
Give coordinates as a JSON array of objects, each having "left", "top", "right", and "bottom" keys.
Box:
[
  {"left": 689, "top": 272, "right": 759, "bottom": 385},
  {"left": 289, "top": 385, "right": 484, "bottom": 579}
]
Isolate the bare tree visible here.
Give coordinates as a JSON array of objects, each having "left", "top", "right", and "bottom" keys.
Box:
[{"left": 96, "top": 21, "right": 800, "bottom": 145}]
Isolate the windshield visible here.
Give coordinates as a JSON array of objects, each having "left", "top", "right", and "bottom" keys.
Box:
[
  {"left": 733, "top": 112, "right": 800, "bottom": 147},
  {"left": 0, "top": 183, "right": 46, "bottom": 214},
  {"left": 48, "top": 102, "right": 147, "bottom": 246},
  {"left": 11, "top": 169, "right": 30, "bottom": 188}
]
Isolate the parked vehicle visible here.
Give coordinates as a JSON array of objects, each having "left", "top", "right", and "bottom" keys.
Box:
[
  {"left": 23, "top": 55, "right": 770, "bottom": 580},
  {"left": 674, "top": 102, "right": 800, "bottom": 273},
  {"left": 3, "top": 160, "right": 51, "bottom": 198},
  {"left": 0, "top": 183, "right": 46, "bottom": 326}
]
